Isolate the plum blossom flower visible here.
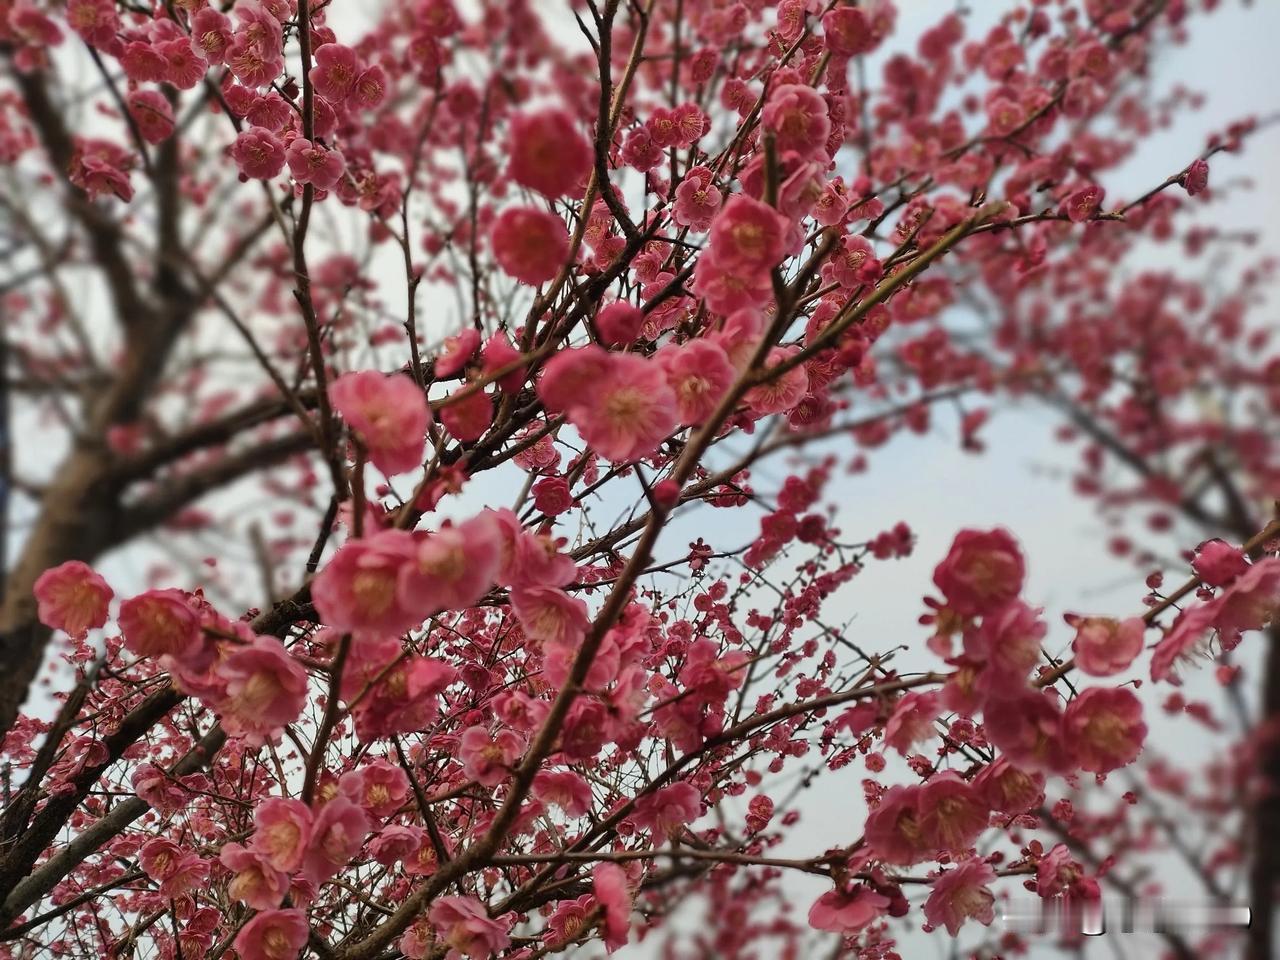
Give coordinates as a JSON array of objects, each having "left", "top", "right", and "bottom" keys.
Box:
[
  {"left": 865, "top": 785, "right": 933, "bottom": 865},
  {"left": 312, "top": 529, "right": 420, "bottom": 636},
  {"left": 215, "top": 636, "right": 308, "bottom": 745},
  {"left": 1062, "top": 686, "right": 1146, "bottom": 773},
  {"left": 231, "top": 127, "right": 286, "bottom": 180},
  {"left": 631, "top": 782, "right": 701, "bottom": 837},
  {"left": 339, "top": 759, "right": 411, "bottom": 819},
  {"left": 220, "top": 843, "right": 289, "bottom": 910},
  {"left": 398, "top": 513, "right": 502, "bottom": 618},
  {"left": 983, "top": 687, "right": 1074, "bottom": 774},
  {"left": 1184, "top": 158, "right": 1210, "bottom": 196},
  {"left": 916, "top": 772, "right": 989, "bottom": 853},
  {"left": 933, "top": 528, "right": 1025, "bottom": 618},
  {"left": 706, "top": 194, "right": 789, "bottom": 275},
  {"left": 762, "top": 84, "right": 831, "bottom": 158},
  {"left": 126, "top": 90, "right": 175, "bottom": 144},
  {"left": 139, "top": 838, "right": 209, "bottom": 899},
  {"left": 119, "top": 588, "right": 199, "bottom": 659},
  {"left": 309, "top": 43, "right": 360, "bottom": 102},
  {"left": 673, "top": 166, "right": 722, "bottom": 231},
  {"left": 923, "top": 859, "right": 997, "bottom": 935},
  {"left": 428, "top": 896, "right": 512, "bottom": 959},
  {"left": 232, "top": 909, "right": 308, "bottom": 960},
  {"left": 286, "top": 139, "right": 345, "bottom": 190},
  {"left": 808, "top": 884, "right": 891, "bottom": 933},
  {"left": 537, "top": 346, "right": 678, "bottom": 463},
  {"left": 1192, "top": 539, "right": 1250, "bottom": 587},
  {"left": 1214, "top": 556, "right": 1280, "bottom": 639},
  {"left": 532, "top": 770, "right": 593, "bottom": 816},
  {"left": 656, "top": 340, "right": 736, "bottom": 426},
  {"left": 593, "top": 862, "right": 633, "bottom": 952},
  {"left": 301, "top": 795, "right": 371, "bottom": 885},
  {"left": 491, "top": 206, "right": 570, "bottom": 286},
  {"left": 507, "top": 108, "right": 592, "bottom": 199},
  {"left": 595, "top": 301, "right": 645, "bottom": 347},
  {"left": 69, "top": 138, "right": 134, "bottom": 201},
  {"left": 329, "top": 370, "right": 430, "bottom": 477},
  {"left": 883, "top": 691, "right": 940, "bottom": 755},
  {"left": 972, "top": 757, "right": 1044, "bottom": 815},
  {"left": 510, "top": 584, "right": 589, "bottom": 649},
  {"left": 251, "top": 798, "right": 313, "bottom": 873},
  {"left": 458, "top": 726, "right": 526, "bottom": 786},
  {"left": 33, "top": 560, "right": 112, "bottom": 639},
  {"left": 1069, "top": 615, "right": 1145, "bottom": 677}
]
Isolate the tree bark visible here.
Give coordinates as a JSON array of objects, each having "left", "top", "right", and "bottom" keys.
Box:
[{"left": 1246, "top": 623, "right": 1280, "bottom": 960}]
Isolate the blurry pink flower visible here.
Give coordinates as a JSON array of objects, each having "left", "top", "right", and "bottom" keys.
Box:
[
  {"left": 593, "top": 862, "right": 633, "bottom": 952},
  {"left": 215, "top": 635, "right": 308, "bottom": 745},
  {"left": 232, "top": 908, "right": 308, "bottom": 960},
  {"left": 301, "top": 795, "right": 371, "bottom": 885},
  {"left": 972, "top": 757, "right": 1044, "bottom": 815},
  {"left": 510, "top": 584, "right": 589, "bottom": 648},
  {"left": 1070, "top": 615, "right": 1144, "bottom": 677},
  {"left": 808, "top": 884, "right": 891, "bottom": 933},
  {"left": 119, "top": 588, "right": 199, "bottom": 659},
  {"left": 762, "top": 84, "right": 831, "bottom": 158},
  {"left": 744, "top": 347, "right": 809, "bottom": 416},
  {"left": 429, "top": 895, "right": 512, "bottom": 959},
  {"left": 532, "top": 770, "right": 593, "bottom": 816},
  {"left": 983, "top": 687, "right": 1073, "bottom": 773},
  {"left": 965, "top": 600, "right": 1046, "bottom": 685},
  {"left": 883, "top": 690, "right": 940, "bottom": 755},
  {"left": 1192, "top": 538, "right": 1249, "bottom": 587},
  {"left": 435, "top": 328, "right": 481, "bottom": 378},
  {"left": 1062, "top": 686, "right": 1146, "bottom": 774},
  {"left": 329, "top": 371, "right": 430, "bottom": 477},
  {"left": 822, "top": 6, "right": 878, "bottom": 56},
  {"left": 1150, "top": 598, "right": 1218, "bottom": 684},
  {"left": 917, "top": 772, "right": 989, "bottom": 853},
  {"left": 507, "top": 108, "right": 592, "bottom": 199},
  {"left": 349, "top": 64, "right": 389, "bottom": 111},
  {"left": 1184, "top": 158, "right": 1210, "bottom": 196},
  {"left": 438, "top": 385, "right": 494, "bottom": 442},
  {"left": 595, "top": 301, "right": 645, "bottom": 347},
  {"left": 1063, "top": 183, "right": 1104, "bottom": 223},
  {"left": 1214, "top": 556, "right": 1280, "bottom": 638},
  {"left": 251, "top": 798, "right": 314, "bottom": 873},
  {"left": 369, "top": 824, "right": 425, "bottom": 867},
  {"left": 69, "top": 138, "right": 134, "bottom": 201},
  {"left": 632, "top": 782, "right": 701, "bottom": 836},
  {"left": 933, "top": 528, "right": 1025, "bottom": 618},
  {"left": 923, "top": 858, "right": 997, "bottom": 935},
  {"left": 126, "top": 89, "right": 175, "bottom": 144},
  {"left": 33, "top": 560, "right": 112, "bottom": 639},
  {"left": 491, "top": 206, "right": 570, "bottom": 286},
  {"left": 865, "top": 784, "right": 933, "bottom": 865}
]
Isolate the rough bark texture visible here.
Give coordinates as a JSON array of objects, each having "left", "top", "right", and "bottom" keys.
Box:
[{"left": 1247, "top": 624, "right": 1280, "bottom": 960}]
